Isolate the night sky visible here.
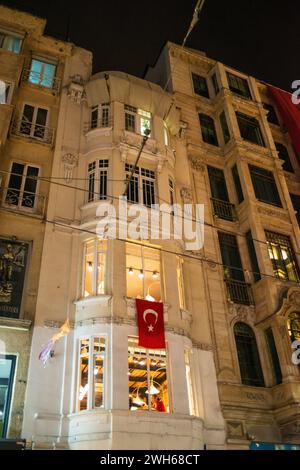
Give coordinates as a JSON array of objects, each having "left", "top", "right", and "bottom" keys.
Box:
[{"left": 0, "top": 0, "right": 298, "bottom": 91}]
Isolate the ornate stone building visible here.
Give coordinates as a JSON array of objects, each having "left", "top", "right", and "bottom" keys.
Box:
[{"left": 146, "top": 42, "right": 300, "bottom": 448}]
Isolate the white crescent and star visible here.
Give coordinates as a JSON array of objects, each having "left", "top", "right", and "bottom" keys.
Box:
[{"left": 143, "top": 308, "right": 158, "bottom": 332}]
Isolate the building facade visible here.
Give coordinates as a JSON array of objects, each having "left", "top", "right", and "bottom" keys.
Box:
[
  {"left": 146, "top": 42, "right": 300, "bottom": 448},
  {"left": 0, "top": 6, "right": 91, "bottom": 440}
]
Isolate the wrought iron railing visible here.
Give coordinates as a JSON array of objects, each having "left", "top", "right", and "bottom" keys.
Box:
[
  {"left": 211, "top": 198, "right": 237, "bottom": 221},
  {"left": 84, "top": 116, "right": 113, "bottom": 134},
  {"left": 11, "top": 117, "right": 55, "bottom": 145},
  {"left": 22, "top": 69, "right": 61, "bottom": 94},
  {"left": 1, "top": 187, "right": 47, "bottom": 217},
  {"left": 225, "top": 279, "right": 254, "bottom": 305}
]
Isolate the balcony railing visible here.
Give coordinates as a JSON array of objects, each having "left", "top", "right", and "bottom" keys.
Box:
[
  {"left": 211, "top": 198, "right": 237, "bottom": 221},
  {"left": 84, "top": 116, "right": 113, "bottom": 134},
  {"left": 225, "top": 279, "right": 254, "bottom": 305},
  {"left": 11, "top": 117, "right": 55, "bottom": 146},
  {"left": 1, "top": 186, "right": 46, "bottom": 217},
  {"left": 22, "top": 69, "right": 61, "bottom": 94}
]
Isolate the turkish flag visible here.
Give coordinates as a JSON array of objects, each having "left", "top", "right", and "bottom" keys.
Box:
[{"left": 136, "top": 299, "right": 166, "bottom": 349}]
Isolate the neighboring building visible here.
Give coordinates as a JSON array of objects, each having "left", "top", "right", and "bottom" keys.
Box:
[
  {"left": 0, "top": 5, "right": 92, "bottom": 440},
  {"left": 21, "top": 68, "right": 226, "bottom": 450},
  {"left": 146, "top": 42, "right": 300, "bottom": 448}
]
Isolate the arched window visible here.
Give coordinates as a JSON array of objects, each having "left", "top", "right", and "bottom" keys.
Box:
[
  {"left": 234, "top": 322, "right": 265, "bottom": 387},
  {"left": 287, "top": 313, "right": 300, "bottom": 342}
]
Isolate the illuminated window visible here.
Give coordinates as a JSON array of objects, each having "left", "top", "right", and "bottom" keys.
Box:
[
  {"left": 125, "top": 164, "right": 156, "bottom": 207},
  {"left": 287, "top": 313, "right": 300, "bottom": 343},
  {"left": 126, "top": 243, "right": 161, "bottom": 301},
  {"left": 184, "top": 349, "right": 196, "bottom": 415},
  {"left": 265, "top": 231, "right": 299, "bottom": 282},
  {"left": 91, "top": 103, "right": 110, "bottom": 129},
  {"left": 125, "top": 105, "right": 151, "bottom": 136},
  {"left": 87, "top": 160, "right": 109, "bottom": 202},
  {"left": 28, "top": 58, "right": 56, "bottom": 89},
  {"left": 177, "top": 257, "right": 185, "bottom": 309},
  {"left": 0, "top": 30, "right": 22, "bottom": 54},
  {"left": 78, "top": 337, "right": 106, "bottom": 411},
  {"left": 128, "top": 337, "right": 169, "bottom": 412},
  {"left": 83, "top": 239, "right": 107, "bottom": 297}
]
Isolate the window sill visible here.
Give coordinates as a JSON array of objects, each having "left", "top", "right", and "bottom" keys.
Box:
[{"left": 75, "top": 295, "right": 112, "bottom": 306}]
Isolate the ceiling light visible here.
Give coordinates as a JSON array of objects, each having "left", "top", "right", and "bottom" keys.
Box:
[
  {"left": 138, "top": 270, "right": 144, "bottom": 279},
  {"left": 87, "top": 262, "right": 93, "bottom": 272},
  {"left": 129, "top": 267, "right": 134, "bottom": 275},
  {"left": 152, "top": 271, "right": 158, "bottom": 279}
]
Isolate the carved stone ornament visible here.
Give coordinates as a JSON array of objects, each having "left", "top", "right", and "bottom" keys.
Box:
[
  {"left": 67, "top": 75, "right": 85, "bottom": 104},
  {"left": 189, "top": 155, "right": 205, "bottom": 172},
  {"left": 180, "top": 187, "right": 193, "bottom": 204},
  {"left": 228, "top": 304, "right": 255, "bottom": 325},
  {"left": 257, "top": 206, "right": 290, "bottom": 222},
  {"left": 62, "top": 153, "right": 79, "bottom": 183}
]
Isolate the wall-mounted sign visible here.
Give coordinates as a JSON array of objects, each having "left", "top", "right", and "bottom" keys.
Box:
[{"left": 0, "top": 239, "right": 29, "bottom": 319}]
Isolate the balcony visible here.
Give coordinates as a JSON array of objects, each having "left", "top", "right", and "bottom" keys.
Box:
[
  {"left": 11, "top": 117, "right": 55, "bottom": 146},
  {"left": 211, "top": 198, "right": 237, "bottom": 222},
  {"left": 1, "top": 187, "right": 47, "bottom": 217},
  {"left": 21, "top": 69, "right": 61, "bottom": 94},
  {"left": 225, "top": 279, "right": 254, "bottom": 305}
]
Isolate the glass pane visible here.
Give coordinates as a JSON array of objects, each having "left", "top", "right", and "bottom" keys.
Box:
[
  {"left": 21, "top": 105, "right": 34, "bottom": 135},
  {"left": 34, "top": 108, "right": 48, "bottom": 139},
  {"left": 22, "top": 166, "right": 39, "bottom": 208},
  {"left": 3, "top": 35, "right": 21, "bottom": 53},
  {"left": 6, "top": 163, "right": 24, "bottom": 206},
  {"left": 93, "top": 336, "right": 105, "bottom": 353},
  {"left": 79, "top": 352, "right": 89, "bottom": 411},
  {"left": 41, "top": 62, "right": 55, "bottom": 88},
  {"left": 126, "top": 243, "right": 143, "bottom": 298},
  {"left": 97, "top": 240, "right": 106, "bottom": 295},
  {"left": 93, "top": 354, "right": 104, "bottom": 408},
  {"left": 148, "top": 355, "right": 168, "bottom": 413},
  {"left": 143, "top": 247, "right": 161, "bottom": 302},
  {"left": 140, "top": 117, "right": 151, "bottom": 136},
  {"left": 128, "top": 352, "right": 148, "bottom": 411},
  {"left": 84, "top": 240, "right": 94, "bottom": 297},
  {"left": 0, "top": 355, "right": 15, "bottom": 438}
]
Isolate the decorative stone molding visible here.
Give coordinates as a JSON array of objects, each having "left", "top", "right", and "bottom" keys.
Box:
[
  {"left": 180, "top": 308, "right": 193, "bottom": 327},
  {"left": 192, "top": 339, "right": 213, "bottom": 352},
  {"left": 44, "top": 319, "right": 75, "bottom": 329},
  {"left": 204, "top": 258, "right": 218, "bottom": 270},
  {"left": 0, "top": 317, "right": 32, "bottom": 331},
  {"left": 179, "top": 121, "right": 188, "bottom": 139},
  {"left": 228, "top": 304, "right": 256, "bottom": 325},
  {"left": 189, "top": 155, "right": 206, "bottom": 172},
  {"left": 62, "top": 153, "right": 79, "bottom": 183},
  {"left": 226, "top": 421, "right": 245, "bottom": 439},
  {"left": 275, "top": 286, "right": 300, "bottom": 320},
  {"left": 180, "top": 187, "right": 193, "bottom": 204},
  {"left": 67, "top": 75, "right": 85, "bottom": 104},
  {"left": 257, "top": 206, "right": 290, "bottom": 222}
]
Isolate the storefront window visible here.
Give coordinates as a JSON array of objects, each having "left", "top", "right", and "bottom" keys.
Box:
[
  {"left": 83, "top": 239, "right": 107, "bottom": 297},
  {"left": 184, "top": 349, "right": 196, "bottom": 416},
  {"left": 0, "top": 354, "right": 16, "bottom": 438},
  {"left": 126, "top": 243, "right": 161, "bottom": 301},
  {"left": 128, "top": 337, "right": 169, "bottom": 412},
  {"left": 78, "top": 337, "right": 106, "bottom": 411}
]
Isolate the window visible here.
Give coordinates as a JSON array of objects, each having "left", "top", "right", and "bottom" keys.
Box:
[
  {"left": 287, "top": 313, "right": 300, "bottom": 342},
  {"left": 28, "top": 58, "right": 56, "bottom": 89},
  {"left": 192, "top": 73, "right": 209, "bottom": 98},
  {"left": 199, "top": 113, "right": 219, "bottom": 146},
  {"left": 236, "top": 112, "right": 265, "bottom": 146},
  {"left": 264, "top": 328, "right": 282, "bottom": 385},
  {"left": 177, "top": 257, "right": 185, "bottom": 309},
  {"left": 275, "top": 143, "right": 294, "bottom": 173},
  {"left": 78, "top": 337, "right": 106, "bottom": 411},
  {"left": 208, "top": 166, "right": 235, "bottom": 221},
  {"left": 83, "top": 239, "right": 107, "bottom": 297},
  {"left": 0, "top": 30, "right": 22, "bottom": 54},
  {"left": 128, "top": 337, "right": 169, "bottom": 412},
  {"left": 87, "top": 160, "right": 109, "bottom": 203},
  {"left": 0, "top": 80, "right": 12, "bottom": 104},
  {"left": 19, "top": 104, "right": 49, "bottom": 142},
  {"left": 0, "top": 354, "right": 16, "bottom": 438},
  {"left": 220, "top": 110, "right": 230, "bottom": 144},
  {"left": 5, "top": 162, "right": 39, "bottom": 210},
  {"left": 227, "top": 72, "right": 252, "bottom": 99},
  {"left": 234, "top": 323, "right": 265, "bottom": 387},
  {"left": 211, "top": 73, "right": 220, "bottom": 96},
  {"left": 169, "top": 178, "right": 175, "bottom": 206},
  {"left": 126, "top": 243, "right": 161, "bottom": 301},
  {"left": 246, "top": 231, "right": 261, "bottom": 282},
  {"left": 91, "top": 103, "right": 110, "bottom": 129},
  {"left": 125, "top": 164, "right": 156, "bottom": 207},
  {"left": 290, "top": 193, "right": 300, "bottom": 225},
  {"left": 263, "top": 103, "right": 279, "bottom": 126},
  {"left": 249, "top": 165, "right": 282, "bottom": 207},
  {"left": 231, "top": 164, "right": 244, "bottom": 204},
  {"left": 265, "top": 231, "right": 299, "bottom": 282},
  {"left": 218, "top": 232, "right": 251, "bottom": 305},
  {"left": 125, "top": 105, "right": 151, "bottom": 136}
]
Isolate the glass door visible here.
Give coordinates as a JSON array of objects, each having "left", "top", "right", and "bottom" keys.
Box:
[{"left": 0, "top": 354, "right": 16, "bottom": 438}]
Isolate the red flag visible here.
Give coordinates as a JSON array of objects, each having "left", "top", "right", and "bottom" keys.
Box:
[
  {"left": 136, "top": 299, "right": 166, "bottom": 349},
  {"left": 268, "top": 86, "right": 300, "bottom": 163}
]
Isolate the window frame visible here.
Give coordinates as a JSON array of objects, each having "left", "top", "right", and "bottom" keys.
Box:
[
  {"left": 236, "top": 112, "right": 265, "bottom": 147},
  {"left": 82, "top": 239, "right": 107, "bottom": 298},
  {"left": 28, "top": 56, "right": 57, "bottom": 89},
  {"left": 265, "top": 230, "right": 300, "bottom": 282},
  {"left": 249, "top": 164, "right": 282, "bottom": 207},
  {"left": 91, "top": 103, "right": 110, "bottom": 130},
  {"left": 234, "top": 322, "right": 265, "bottom": 387},
  {"left": 124, "top": 105, "right": 152, "bottom": 137},
  {"left": 199, "top": 113, "right": 219, "bottom": 147},
  {"left": 226, "top": 72, "right": 252, "bottom": 100},
  {"left": 4, "top": 161, "right": 41, "bottom": 212},
  {"left": 87, "top": 159, "right": 109, "bottom": 203},
  {"left": 0, "top": 28, "right": 23, "bottom": 54},
  {"left": 125, "top": 164, "right": 156, "bottom": 207},
  {"left": 191, "top": 72, "right": 210, "bottom": 99},
  {"left": 19, "top": 102, "right": 50, "bottom": 141},
  {"left": 0, "top": 353, "right": 17, "bottom": 438}
]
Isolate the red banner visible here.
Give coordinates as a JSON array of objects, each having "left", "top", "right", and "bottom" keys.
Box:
[
  {"left": 268, "top": 86, "right": 300, "bottom": 163},
  {"left": 136, "top": 299, "right": 166, "bottom": 349}
]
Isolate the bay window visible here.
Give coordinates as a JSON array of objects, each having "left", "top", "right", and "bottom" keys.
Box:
[
  {"left": 125, "top": 164, "right": 156, "bottom": 207},
  {"left": 128, "top": 337, "right": 169, "bottom": 412},
  {"left": 227, "top": 72, "right": 252, "bottom": 100},
  {"left": 87, "top": 159, "right": 109, "bottom": 202},
  {"left": 265, "top": 231, "right": 299, "bottom": 282},
  {"left": 249, "top": 165, "right": 282, "bottom": 207},
  {"left": 125, "top": 105, "right": 151, "bottom": 136},
  {"left": 91, "top": 103, "right": 110, "bottom": 129},
  {"left": 78, "top": 337, "right": 106, "bottom": 411},
  {"left": 126, "top": 243, "right": 161, "bottom": 301},
  {"left": 83, "top": 239, "right": 107, "bottom": 297},
  {"left": 236, "top": 112, "right": 265, "bottom": 147}
]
